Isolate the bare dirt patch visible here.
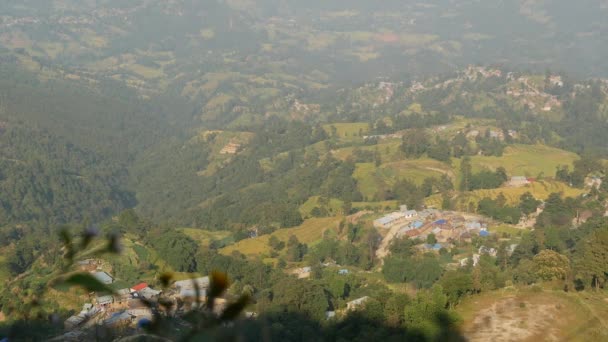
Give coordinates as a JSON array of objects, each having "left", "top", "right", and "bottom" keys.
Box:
[{"left": 465, "top": 296, "right": 560, "bottom": 342}]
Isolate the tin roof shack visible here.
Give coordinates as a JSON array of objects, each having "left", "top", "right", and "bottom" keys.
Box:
[
  {"left": 138, "top": 287, "right": 161, "bottom": 300},
  {"left": 293, "top": 266, "right": 312, "bottom": 279},
  {"left": 174, "top": 277, "right": 210, "bottom": 300},
  {"left": 103, "top": 311, "right": 134, "bottom": 328},
  {"left": 127, "top": 308, "right": 153, "bottom": 321},
  {"left": 77, "top": 259, "right": 102, "bottom": 272},
  {"left": 346, "top": 296, "right": 370, "bottom": 311},
  {"left": 508, "top": 176, "right": 530, "bottom": 187},
  {"left": 479, "top": 246, "right": 497, "bottom": 257},
  {"left": 96, "top": 294, "right": 114, "bottom": 306},
  {"left": 114, "top": 289, "right": 132, "bottom": 304},
  {"left": 459, "top": 254, "right": 480, "bottom": 267},
  {"left": 64, "top": 303, "right": 101, "bottom": 330},
  {"left": 373, "top": 212, "right": 408, "bottom": 229},
  {"left": 92, "top": 271, "right": 114, "bottom": 285}
]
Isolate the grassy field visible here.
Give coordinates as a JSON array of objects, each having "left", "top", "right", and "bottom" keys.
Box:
[
  {"left": 220, "top": 217, "right": 341, "bottom": 257},
  {"left": 426, "top": 180, "right": 584, "bottom": 210},
  {"left": 331, "top": 140, "right": 402, "bottom": 161},
  {"left": 299, "top": 196, "right": 345, "bottom": 217},
  {"left": 490, "top": 224, "right": 526, "bottom": 237},
  {"left": 180, "top": 228, "right": 232, "bottom": 247},
  {"left": 322, "top": 122, "right": 369, "bottom": 139},
  {"left": 353, "top": 200, "right": 399, "bottom": 211},
  {"left": 354, "top": 159, "right": 450, "bottom": 200},
  {"left": 457, "top": 287, "right": 608, "bottom": 341},
  {"left": 469, "top": 144, "right": 579, "bottom": 177}
]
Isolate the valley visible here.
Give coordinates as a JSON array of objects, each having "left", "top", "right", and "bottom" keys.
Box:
[{"left": 2, "top": 1, "right": 608, "bottom": 341}]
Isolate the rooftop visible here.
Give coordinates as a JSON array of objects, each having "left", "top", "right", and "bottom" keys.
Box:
[
  {"left": 131, "top": 282, "right": 148, "bottom": 292},
  {"left": 92, "top": 271, "right": 114, "bottom": 285}
]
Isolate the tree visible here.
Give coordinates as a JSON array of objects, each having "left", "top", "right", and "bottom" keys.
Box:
[
  {"left": 286, "top": 235, "right": 308, "bottom": 262},
  {"left": 268, "top": 235, "right": 285, "bottom": 251},
  {"left": 403, "top": 285, "right": 450, "bottom": 340},
  {"left": 533, "top": 250, "right": 570, "bottom": 281},
  {"left": 271, "top": 277, "right": 328, "bottom": 321},
  {"left": 536, "top": 193, "right": 574, "bottom": 228},
  {"left": 459, "top": 156, "right": 472, "bottom": 191},
  {"left": 574, "top": 227, "right": 608, "bottom": 289},
  {"left": 438, "top": 271, "right": 473, "bottom": 307},
  {"left": 513, "top": 259, "right": 538, "bottom": 285},
  {"left": 342, "top": 200, "right": 352, "bottom": 215},
  {"left": 401, "top": 129, "right": 429, "bottom": 158},
  {"left": 519, "top": 192, "right": 540, "bottom": 216},
  {"left": 384, "top": 294, "right": 410, "bottom": 326},
  {"left": 426, "top": 233, "right": 437, "bottom": 245},
  {"left": 7, "top": 239, "right": 36, "bottom": 276},
  {"left": 428, "top": 139, "right": 451, "bottom": 163}
]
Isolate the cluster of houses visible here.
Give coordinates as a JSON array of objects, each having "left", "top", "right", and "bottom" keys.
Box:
[
  {"left": 292, "top": 265, "right": 350, "bottom": 280},
  {"left": 458, "top": 244, "right": 518, "bottom": 267},
  {"left": 373, "top": 205, "right": 419, "bottom": 229},
  {"left": 62, "top": 261, "right": 214, "bottom": 335},
  {"left": 362, "top": 133, "right": 402, "bottom": 141},
  {"left": 374, "top": 206, "right": 492, "bottom": 246}
]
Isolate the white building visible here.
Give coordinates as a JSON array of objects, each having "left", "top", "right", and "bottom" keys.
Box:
[{"left": 373, "top": 212, "right": 408, "bottom": 229}]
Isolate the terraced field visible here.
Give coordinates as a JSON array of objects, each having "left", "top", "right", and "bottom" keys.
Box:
[
  {"left": 331, "top": 140, "right": 402, "bottom": 161},
  {"left": 322, "top": 122, "right": 370, "bottom": 139},
  {"left": 426, "top": 180, "right": 584, "bottom": 210},
  {"left": 354, "top": 159, "right": 451, "bottom": 200},
  {"left": 180, "top": 228, "right": 232, "bottom": 247},
  {"left": 469, "top": 144, "right": 579, "bottom": 177},
  {"left": 220, "top": 217, "right": 341, "bottom": 257}
]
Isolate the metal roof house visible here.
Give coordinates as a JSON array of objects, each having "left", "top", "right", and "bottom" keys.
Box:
[
  {"left": 104, "top": 311, "right": 133, "bottom": 327},
  {"left": 373, "top": 212, "right": 408, "bottom": 228},
  {"left": 138, "top": 287, "right": 161, "bottom": 299},
  {"left": 92, "top": 271, "right": 114, "bottom": 285},
  {"left": 347, "top": 296, "right": 370, "bottom": 311},
  {"left": 96, "top": 294, "right": 114, "bottom": 306},
  {"left": 174, "top": 277, "right": 210, "bottom": 290},
  {"left": 465, "top": 221, "right": 482, "bottom": 230}
]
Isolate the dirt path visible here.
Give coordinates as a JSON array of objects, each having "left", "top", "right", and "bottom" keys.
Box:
[
  {"left": 424, "top": 166, "right": 455, "bottom": 179},
  {"left": 376, "top": 219, "right": 416, "bottom": 261},
  {"left": 347, "top": 210, "right": 372, "bottom": 224}
]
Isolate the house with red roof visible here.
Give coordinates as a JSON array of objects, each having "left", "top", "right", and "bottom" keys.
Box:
[{"left": 130, "top": 283, "right": 148, "bottom": 293}]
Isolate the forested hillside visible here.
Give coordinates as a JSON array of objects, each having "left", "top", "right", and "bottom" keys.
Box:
[{"left": 3, "top": 1, "right": 608, "bottom": 341}]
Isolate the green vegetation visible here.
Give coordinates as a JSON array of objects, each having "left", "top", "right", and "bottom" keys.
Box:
[
  {"left": 4, "top": 3, "right": 608, "bottom": 338},
  {"left": 469, "top": 144, "right": 579, "bottom": 177}
]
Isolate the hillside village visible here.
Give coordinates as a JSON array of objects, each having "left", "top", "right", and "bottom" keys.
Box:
[{"left": 57, "top": 263, "right": 218, "bottom": 341}]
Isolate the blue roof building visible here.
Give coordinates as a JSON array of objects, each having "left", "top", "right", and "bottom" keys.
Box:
[
  {"left": 479, "top": 230, "right": 490, "bottom": 237},
  {"left": 424, "top": 243, "right": 442, "bottom": 250},
  {"left": 434, "top": 219, "right": 447, "bottom": 225},
  {"left": 411, "top": 221, "right": 424, "bottom": 229}
]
